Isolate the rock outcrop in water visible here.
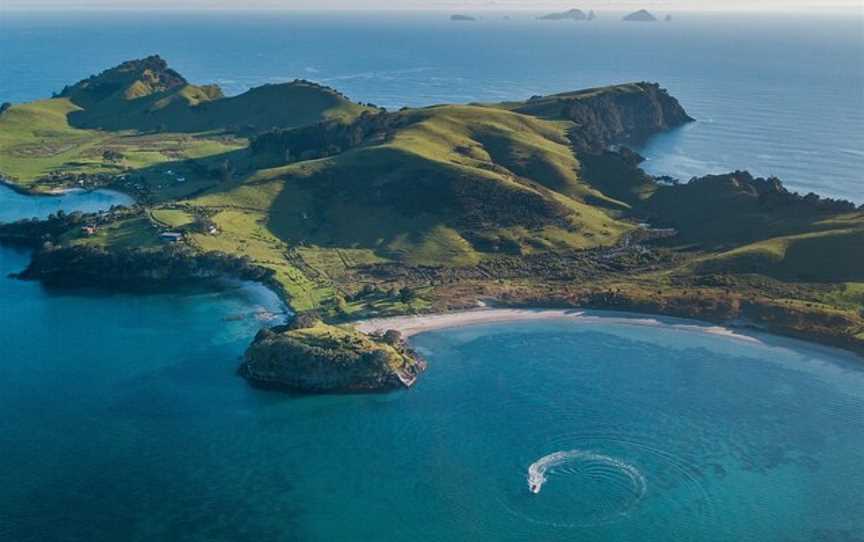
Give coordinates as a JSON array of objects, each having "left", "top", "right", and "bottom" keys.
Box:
[
  {"left": 623, "top": 10, "right": 658, "bottom": 22},
  {"left": 450, "top": 14, "right": 476, "bottom": 22},
  {"left": 538, "top": 9, "right": 587, "bottom": 21},
  {"left": 240, "top": 320, "right": 426, "bottom": 392}
]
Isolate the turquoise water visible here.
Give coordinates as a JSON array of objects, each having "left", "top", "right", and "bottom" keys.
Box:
[
  {"left": 1, "top": 186, "right": 863, "bottom": 540},
  {"left": 2, "top": 11, "right": 864, "bottom": 540},
  {"left": 1, "top": 11, "right": 862, "bottom": 201}
]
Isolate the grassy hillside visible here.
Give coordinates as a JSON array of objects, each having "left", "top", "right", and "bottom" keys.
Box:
[
  {"left": 695, "top": 216, "right": 864, "bottom": 282},
  {"left": 0, "top": 97, "right": 245, "bottom": 189},
  {"left": 0, "top": 55, "right": 369, "bottom": 192},
  {"left": 195, "top": 105, "right": 632, "bottom": 264}
]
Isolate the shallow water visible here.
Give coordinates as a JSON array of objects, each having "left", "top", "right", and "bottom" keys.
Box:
[{"left": 1, "top": 11, "right": 862, "bottom": 200}]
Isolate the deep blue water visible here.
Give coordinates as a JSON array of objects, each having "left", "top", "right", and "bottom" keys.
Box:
[
  {"left": 2, "top": 11, "right": 864, "bottom": 542},
  {"left": 1, "top": 11, "right": 862, "bottom": 200}
]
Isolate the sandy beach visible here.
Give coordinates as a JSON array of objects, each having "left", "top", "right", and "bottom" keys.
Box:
[
  {"left": 355, "top": 308, "right": 587, "bottom": 337},
  {"left": 354, "top": 307, "right": 765, "bottom": 343}
]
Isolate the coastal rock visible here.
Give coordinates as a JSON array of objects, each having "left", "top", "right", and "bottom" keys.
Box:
[
  {"left": 240, "top": 321, "right": 426, "bottom": 393},
  {"left": 450, "top": 14, "right": 476, "bottom": 22},
  {"left": 513, "top": 82, "right": 693, "bottom": 152},
  {"left": 538, "top": 9, "right": 587, "bottom": 21},
  {"left": 623, "top": 10, "right": 658, "bottom": 22}
]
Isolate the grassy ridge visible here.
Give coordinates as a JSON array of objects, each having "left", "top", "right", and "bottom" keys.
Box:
[{"left": 0, "top": 56, "right": 369, "bottom": 193}]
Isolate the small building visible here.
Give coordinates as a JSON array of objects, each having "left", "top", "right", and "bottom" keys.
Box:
[
  {"left": 160, "top": 232, "right": 183, "bottom": 243},
  {"left": 81, "top": 225, "right": 97, "bottom": 236}
]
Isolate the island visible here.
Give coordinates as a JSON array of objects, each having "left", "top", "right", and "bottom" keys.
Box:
[
  {"left": 623, "top": 10, "right": 658, "bottom": 22},
  {"left": 450, "top": 14, "right": 476, "bottom": 22},
  {"left": 538, "top": 9, "right": 587, "bottom": 21},
  {"left": 1, "top": 56, "right": 862, "bottom": 392},
  {"left": 241, "top": 315, "right": 426, "bottom": 392}
]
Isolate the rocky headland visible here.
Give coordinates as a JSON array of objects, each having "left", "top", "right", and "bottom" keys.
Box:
[{"left": 240, "top": 317, "right": 426, "bottom": 392}]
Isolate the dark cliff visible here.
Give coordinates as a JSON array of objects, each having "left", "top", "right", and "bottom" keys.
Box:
[{"left": 510, "top": 82, "right": 693, "bottom": 152}]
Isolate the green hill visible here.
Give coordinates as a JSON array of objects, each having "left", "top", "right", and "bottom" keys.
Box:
[
  {"left": 0, "top": 56, "right": 369, "bottom": 190},
  {"left": 193, "top": 104, "right": 634, "bottom": 268},
  {"left": 60, "top": 55, "right": 368, "bottom": 133}
]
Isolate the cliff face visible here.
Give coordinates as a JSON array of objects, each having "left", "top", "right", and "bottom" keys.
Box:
[
  {"left": 511, "top": 83, "right": 693, "bottom": 153},
  {"left": 563, "top": 84, "right": 693, "bottom": 152},
  {"left": 240, "top": 323, "right": 426, "bottom": 393}
]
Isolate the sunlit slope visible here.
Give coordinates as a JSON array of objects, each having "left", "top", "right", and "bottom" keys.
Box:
[
  {"left": 0, "top": 55, "right": 368, "bottom": 187},
  {"left": 192, "top": 104, "right": 633, "bottom": 268}
]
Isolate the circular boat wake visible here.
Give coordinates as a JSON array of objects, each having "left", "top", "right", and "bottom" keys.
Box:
[
  {"left": 528, "top": 450, "right": 646, "bottom": 497},
  {"left": 510, "top": 450, "right": 647, "bottom": 527}
]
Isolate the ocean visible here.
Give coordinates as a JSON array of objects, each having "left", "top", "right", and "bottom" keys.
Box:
[
  {"left": 1, "top": 10, "right": 862, "bottom": 200},
  {"left": 1, "top": 10, "right": 863, "bottom": 542}
]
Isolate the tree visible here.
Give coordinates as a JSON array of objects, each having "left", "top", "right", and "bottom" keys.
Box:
[{"left": 399, "top": 287, "right": 417, "bottom": 304}]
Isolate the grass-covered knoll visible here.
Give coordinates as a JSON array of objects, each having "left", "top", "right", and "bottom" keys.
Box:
[
  {"left": 59, "top": 55, "right": 369, "bottom": 134},
  {"left": 241, "top": 319, "right": 425, "bottom": 391}
]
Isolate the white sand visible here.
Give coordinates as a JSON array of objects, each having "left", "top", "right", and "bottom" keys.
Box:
[
  {"left": 355, "top": 308, "right": 585, "bottom": 337},
  {"left": 354, "top": 307, "right": 765, "bottom": 344}
]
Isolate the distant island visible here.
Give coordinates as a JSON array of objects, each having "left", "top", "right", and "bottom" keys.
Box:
[
  {"left": 623, "top": 9, "right": 658, "bottom": 22},
  {"left": 1, "top": 56, "right": 862, "bottom": 392},
  {"left": 538, "top": 9, "right": 587, "bottom": 21},
  {"left": 450, "top": 14, "right": 476, "bottom": 22}
]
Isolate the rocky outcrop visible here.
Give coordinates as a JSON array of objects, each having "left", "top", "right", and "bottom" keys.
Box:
[
  {"left": 538, "top": 9, "right": 587, "bottom": 21},
  {"left": 623, "top": 10, "right": 657, "bottom": 22},
  {"left": 513, "top": 83, "right": 692, "bottom": 153},
  {"left": 58, "top": 54, "right": 190, "bottom": 105},
  {"left": 565, "top": 84, "right": 692, "bottom": 151},
  {"left": 240, "top": 322, "right": 426, "bottom": 393}
]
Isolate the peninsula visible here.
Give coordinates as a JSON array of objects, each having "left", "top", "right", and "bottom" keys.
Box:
[{"left": 1, "top": 56, "right": 862, "bottom": 392}]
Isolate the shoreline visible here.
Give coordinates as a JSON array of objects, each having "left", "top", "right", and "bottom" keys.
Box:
[
  {"left": 355, "top": 307, "right": 761, "bottom": 341},
  {"left": 353, "top": 307, "right": 863, "bottom": 361}
]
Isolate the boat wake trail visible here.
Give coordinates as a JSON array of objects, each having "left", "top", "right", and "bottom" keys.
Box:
[{"left": 527, "top": 450, "right": 647, "bottom": 499}]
